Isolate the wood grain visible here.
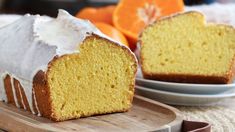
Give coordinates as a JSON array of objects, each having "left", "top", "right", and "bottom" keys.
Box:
[{"left": 0, "top": 95, "right": 183, "bottom": 132}]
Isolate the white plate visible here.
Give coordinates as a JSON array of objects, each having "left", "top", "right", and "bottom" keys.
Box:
[
  {"left": 135, "top": 85, "right": 235, "bottom": 106},
  {"left": 136, "top": 69, "right": 235, "bottom": 94}
]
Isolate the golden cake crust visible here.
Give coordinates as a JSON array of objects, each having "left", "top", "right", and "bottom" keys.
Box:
[
  {"left": 139, "top": 11, "right": 235, "bottom": 84},
  {"left": 142, "top": 72, "right": 233, "bottom": 84}
]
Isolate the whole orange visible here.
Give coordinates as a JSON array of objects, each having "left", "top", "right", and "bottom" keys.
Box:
[
  {"left": 76, "top": 5, "right": 116, "bottom": 25},
  {"left": 94, "top": 22, "right": 129, "bottom": 47}
]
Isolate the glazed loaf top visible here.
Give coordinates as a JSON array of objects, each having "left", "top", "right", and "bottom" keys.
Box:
[{"left": 0, "top": 10, "right": 129, "bottom": 115}]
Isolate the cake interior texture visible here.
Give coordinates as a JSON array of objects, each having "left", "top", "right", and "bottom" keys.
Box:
[
  {"left": 44, "top": 36, "right": 136, "bottom": 121},
  {"left": 140, "top": 12, "right": 235, "bottom": 83}
]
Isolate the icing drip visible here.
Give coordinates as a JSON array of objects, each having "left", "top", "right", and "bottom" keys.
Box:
[
  {"left": 33, "top": 89, "right": 41, "bottom": 116},
  {"left": 9, "top": 73, "right": 41, "bottom": 115},
  {"left": 18, "top": 78, "right": 35, "bottom": 114},
  {"left": 17, "top": 83, "right": 26, "bottom": 110},
  {"left": 0, "top": 72, "right": 7, "bottom": 102},
  {"left": 10, "top": 76, "right": 20, "bottom": 108}
]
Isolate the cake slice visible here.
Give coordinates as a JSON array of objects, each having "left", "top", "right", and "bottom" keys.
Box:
[
  {"left": 139, "top": 11, "right": 235, "bottom": 84},
  {"left": 0, "top": 10, "right": 137, "bottom": 121}
]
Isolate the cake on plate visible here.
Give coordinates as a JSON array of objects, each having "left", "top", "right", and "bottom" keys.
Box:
[
  {"left": 139, "top": 11, "right": 235, "bottom": 84},
  {"left": 0, "top": 9, "right": 137, "bottom": 121}
]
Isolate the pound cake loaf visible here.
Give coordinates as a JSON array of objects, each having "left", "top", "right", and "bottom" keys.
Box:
[
  {"left": 139, "top": 11, "right": 235, "bottom": 84},
  {"left": 0, "top": 10, "right": 137, "bottom": 121}
]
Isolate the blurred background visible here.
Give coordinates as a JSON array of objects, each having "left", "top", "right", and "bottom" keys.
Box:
[{"left": 0, "top": 0, "right": 234, "bottom": 17}]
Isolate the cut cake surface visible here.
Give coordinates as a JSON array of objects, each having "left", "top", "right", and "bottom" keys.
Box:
[{"left": 140, "top": 11, "right": 235, "bottom": 84}]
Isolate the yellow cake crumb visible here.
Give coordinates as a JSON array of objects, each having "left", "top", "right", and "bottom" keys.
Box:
[{"left": 140, "top": 11, "right": 235, "bottom": 84}]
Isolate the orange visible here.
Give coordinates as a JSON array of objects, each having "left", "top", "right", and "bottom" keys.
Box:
[
  {"left": 76, "top": 5, "right": 116, "bottom": 25},
  {"left": 94, "top": 22, "right": 129, "bottom": 47},
  {"left": 113, "top": 0, "right": 184, "bottom": 44}
]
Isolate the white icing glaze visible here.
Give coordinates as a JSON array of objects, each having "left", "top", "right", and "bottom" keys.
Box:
[
  {"left": 0, "top": 72, "right": 7, "bottom": 102},
  {"left": 0, "top": 15, "right": 21, "bottom": 28},
  {"left": 34, "top": 10, "right": 110, "bottom": 55},
  {"left": 0, "top": 14, "right": 57, "bottom": 114},
  {"left": 0, "top": 9, "right": 133, "bottom": 116},
  {"left": 33, "top": 89, "right": 41, "bottom": 116}
]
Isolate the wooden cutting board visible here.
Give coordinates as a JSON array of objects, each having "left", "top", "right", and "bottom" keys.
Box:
[{"left": 0, "top": 95, "right": 183, "bottom": 132}]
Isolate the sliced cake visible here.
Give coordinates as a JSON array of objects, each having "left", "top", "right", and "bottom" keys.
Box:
[
  {"left": 139, "top": 11, "right": 235, "bottom": 84},
  {"left": 0, "top": 10, "right": 137, "bottom": 121}
]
